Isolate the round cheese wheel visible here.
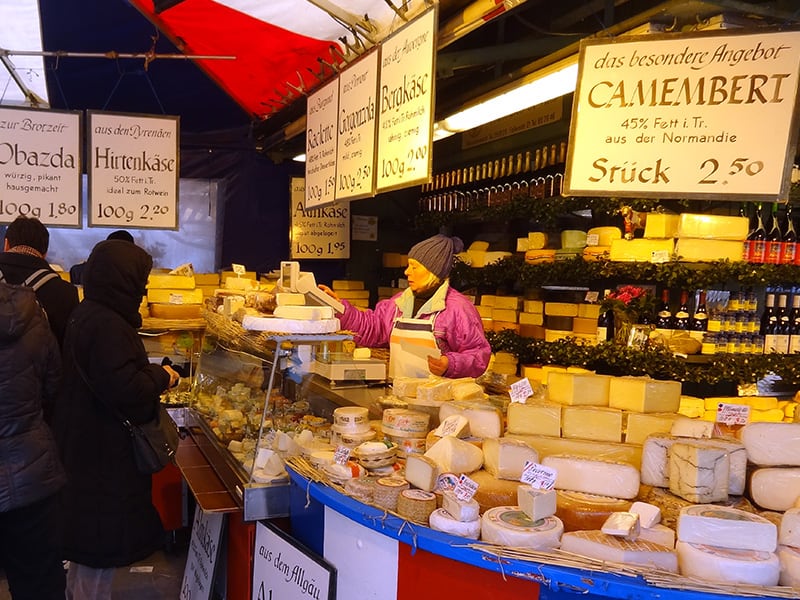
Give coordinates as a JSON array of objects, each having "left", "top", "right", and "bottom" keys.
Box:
[
  {"left": 332, "top": 406, "right": 370, "bottom": 430},
  {"left": 429, "top": 508, "right": 481, "bottom": 539},
  {"left": 373, "top": 477, "right": 409, "bottom": 511},
  {"left": 397, "top": 489, "right": 437, "bottom": 524},
  {"left": 469, "top": 470, "right": 521, "bottom": 514},
  {"left": 676, "top": 541, "right": 780, "bottom": 586},
  {"left": 778, "top": 544, "right": 800, "bottom": 587},
  {"left": 481, "top": 506, "right": 563, "bottom": 549},
  {"left": 382, "top": 408, "right": 430, "bottom": 436},
  {"left": 331, "top": 428, "right": 376, "bottom": 447},
  {"left": 344, "top": 476, "right": 380, "bottom": 503},
  {"left": 556, "top": 490, "right": 631, "bottom": 533}
]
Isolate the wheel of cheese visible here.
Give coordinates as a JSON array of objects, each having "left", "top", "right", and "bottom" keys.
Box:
[
  {"left": 480, "top": 506, "right": 563, "bottom": 549},
  {"left": 778, "top": 545, "right": 800, "bottom": 587},
  {"left": 331, "top": 428, "right": 376, "bottom": 447},
  {"left": 397, "top": 489, "right": 437, "bottom": 523},
  {"left": 469, "top": 469, "right": 522, "bottom": 514},
  {"left": 388, "top": 435, "right": 427, "bottom": 457},
  {"left": 555, "top": 490, "right": 632, "bottom": 532},
  {"left": 429, "top": 508, "right": 481, "bottom": 539},
  {"left": 373, "top": 477, "right": 409, "bottom": 511},
  {"left": 676, "top": 541, "right": 780, "bottom": 586},
  {"left": 381, "top": 408, "right": 430, "bottom": 437},
  {"left": 322, "top": 461, "right": 366, "bottom": 484},
  {"left": 333, "top": 406, "right": 370, "bottom": 430},
  {"left": 677, "top": 505, "right": 777, "bottom": 553},
  {"left": 749, "top": 467, "right": 800, "bottom": 512},
  {"left": 344, "top": 476, "right": 380, "bottom": 503},
  {"left": 561, "top": 530, "right": 678, "bottom": 572}
]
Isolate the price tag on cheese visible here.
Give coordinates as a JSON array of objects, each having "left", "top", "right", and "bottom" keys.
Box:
[
  {"left": 232, "top": 263, "right": 246, "bottom": 276},
  {"left": 453, "top": 473, "right": 478, "bottom": 501},
  {"left": 584, "top": 290, "right": 599, "bottom": 303},
  {"left": 168, "top": 293, "right": 186, "bottom": 305},
  {"left": 509, "top": 377, "right": 534, "bottom": 403},
  {"left": 585, "top": 233, "right": 600, "bottom": 246},
  {"left": 716, "top": 402, "right": 750, "bottom": 426},
  {"left": 651, "top": 250, "right": 670, "bottom": 263},
  {"left": 333, "top": 445, "right": 351, "bottom": 465},
  {"left": 521, "top": 461, "right": 557, "bottom": 490}
]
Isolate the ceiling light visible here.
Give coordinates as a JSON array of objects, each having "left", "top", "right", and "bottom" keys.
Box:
[{"left": 293, "top": 153, "right": 306, "bottom": 162}]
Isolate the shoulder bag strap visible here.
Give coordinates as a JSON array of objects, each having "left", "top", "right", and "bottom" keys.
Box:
[
  {"left": 24, "top": 268, "right": 59, "bottom": 291},
  {"left": 70, "top": 346, "right": 136, "bottom": 435}
]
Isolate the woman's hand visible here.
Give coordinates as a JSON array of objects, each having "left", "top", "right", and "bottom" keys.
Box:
[
  {"left": 318, "top": 284, "right": 340, "bottom": 302},
  {"left": 163, "top": 364, "right": 181, "bottom": 389},
  {"left": 428, "top": 354, "right": 449, "bottom": 377}
]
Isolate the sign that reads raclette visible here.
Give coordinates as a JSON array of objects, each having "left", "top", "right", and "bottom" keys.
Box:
[
  {"left": 336, "top": 49, "right": 379, "bottom": 201},
  {"left": 291, "top": 177, "right": 349, "bottom": 259},
  {"left": 305, "top": 78, "right": 339, "bottom": 209},
  {"left": 0, "top": 106, "right": 82, "bottom": 227},
  {"left": 88, "top": 111, "right": 179, "bottom": 229},
  {"left": 564, "top": 28, "right": 800, "bottom": 201},
  {"left": 375, "top": 6, "right": 436, "bottom": 193}
]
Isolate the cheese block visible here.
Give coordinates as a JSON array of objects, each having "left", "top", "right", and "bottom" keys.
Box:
[
  {"left": 678, "top": 395, "right": 705, "bottom": 419},
  {"left": 602, "top": 512, "right": 641, "bottom": 539},
  {"left": 439, "top": 401, "right": 502, "bottom": 439},
  {"left": 676, "top": 213, "right": 749, "bottom": 240},
  {"left": 624, "top": 412, "right": 679, "bottom": 445},
  {"left": 424, "top": 436, "right": 483, "bottom": 474},
  {"left": 640, "top": 433, "right": 746, "bottom": 495},
  {"left": 745, "top": 396, "right": 780, "bottom": 410},
  {"left": 429, "top": 508, "right": 481, "bottom": 539},
  {"left": 223, "top": 275, "right": 259, "bottom": 290},
  {"left": 561, "top": 230, "right": 587, "bottom": 249},
  {"left": 560, "top": 530, "right": 678, "bottom": 572},
  {"left": 542, "top": 454, "right": 639, "bottom": 499},
  {"left": 749, "top": 468, "right": 800, "bottom": 511},
  {"left": 587, "top": 226, "right": 622, "bottom": 247},
  {"left": 608, "top": 377, "right": 681, "bottom": 413},
  {"left": 670, "top": 415, "right": 714, "bottom": 438},
  {"left": 637, "top": 524, "right": 675, "bottom": 548},
  {"left": 522, "top": 299, "right": 543, "bottom": 313},
  {"left": 577, "top": 304, "right": 601, "bottom": 320},
  {"left": 194, "top": 273, "right": 221, "bottom": 286},
  {"left": 506, "top": 433, "right": 642, "bottom": 468},
  {"left": 643, "top": 213, "right": 680, "bottom": 239},
  {"left": 629, "top": 501, "right": 661, "bottom": 529},
  {"left": 547, "top": 372, "right": 611, "bottom": 406},
  {"left": 433, "top": 415, "right": 470, "bottom": 438},
  {"left": 147, "top": 273, "right": 195, "bottom": 289},
  {"left": 451, "top": 381, "right": 484, "bottom": 402},
  {"left": 403, "top": 454, "right": 440, "bottom": 492},
  {"left": 147, "top": 287, "right": 204, "bottom": 304},
  {"left": 481, "top": 507, "right": 563, "bottom": 550},
  {"left": 148, "top": 303, "right": 203, "bottom": 319},
  {"left": 506, "top": 401, "right": 562, "bottom": 437},
  {"left": 677, "top": 541, "right": 779, "bottom": 586},
  {"left": 668, "top": 442, "right": 729, "bottom": 503},
  {"left": 468, "top": 470, "right": 523, "bottom": 514},
  {"left": 675, "top": 238, "right": 745, "bottom": 263},
  {"left": 491, "top": 308, "right": 518, "bottom": 323},
  {"left": 416, "top": 379, "right": 454, "bottom": 403},
  {"left": 273, "top": 305, "right": 335, "bottom": 320},
  {"left": 677, "top": 505, "right": 777, "bottom": 552},
  {"left": 440, "top": 489, "right": 480, "bottom": 522},
  {"left": 482, "top": 437, "right": 539, "bottom": 480},
  {"left": 544, "top": 302, "right": 579, "bottom": 317},
  {"left": 609, "top": 238, "right": 674, "bottom": 262},
  {"left": 582, "top": 246, "right": 611, "bottom": 261},
  {"left": 780, "top": 508, "right": 800, "bottom": 547},
  {"left": 517, "top": 485, "right": 557, "bottom": 521},
  {"left": 561, "top": 406, "right": 623, "bottom": 443},
  {"left": 275, "top": 292, "right": 306, "bottom": 306},
  {"left": 741, "top": 422, "right": 800, "bottom": 466},
  {"left": 392, "top": 377, "right": 430, "bottom": 398},
  {"left": 525, "top": 249, "right": 556, "bottom": 264},
  {"left": 527, "top": 232, "right": 549, "bottom": 250},
  {"left": 555, "top": 491, "right": 632, "bottom": 532},
  {"left": 778, "top": 545, "right": 800, "bottom": 587},
  {"left": 397, "top": 489, "right": 437, "bottom": 523}
]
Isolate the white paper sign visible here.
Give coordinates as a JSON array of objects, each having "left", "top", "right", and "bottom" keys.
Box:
[
  {"left": 290, "top": 178, "right": 350, "bottom": 259},
  {"left": 565, "top": 29, "right": 800, "bottom": 201},
  {"left": 351, "top": 214, "right": 378, "bottom": 241},
  {"left": 521, "top": 461, "right": 557, "bottom": 490},
  {"left": 252, "top": 521, "right": 335, "bottom": 600},
  {"left": 0, "top": 106, "right": 82, "bottom": 226},
  {"left": 509, "top": 377, "right": 534, "bottom": 403},
  {"left": 454, "top": 473, "right": 478, "bottom": 502},
  {"left": 336, "top": 50, "right": 378, "bottom": 201},
  {"left": 180, "top": 508, "right": 224, "bottom": 600},
  {"left": 716, "top": 402, "right": 750, "bottom": 426},
  {"left": 88, "top": 111, "right": 179, "bottom": 228},
  {"left": 305, "top": 79, "right": 339, "bottom": 208},
  {"left": 375, "top": 7, "right": 436, "bottom": 193}
]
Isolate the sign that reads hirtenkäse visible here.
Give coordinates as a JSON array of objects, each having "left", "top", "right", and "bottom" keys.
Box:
[
  {"left": 564, "top": 28, "right": 800, "bottom": 201},
  {"left": 291, "top": 177, "right": 350, "bottom": 259},
  {"left": 88, "top": 111, "right": 179, "bottom": 229},
  {"left": 0, "top": 106, "right": 82, "bottom": 227}
]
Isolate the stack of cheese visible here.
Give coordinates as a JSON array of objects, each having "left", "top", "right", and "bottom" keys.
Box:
[
  {"left": 475, "top": 295, "right": 521, "bottom": 334},
  {"left": 695, "top": 395, "right": 795, "bottom": 423},
  {"left": 331, "top": 406, "right": 376, "bottom": 449},
  {"left": 675, "top": 213, "right": 748, "bottom": 263},
  {"left": 543, "top": 301, "right": 599, "bottom": 344},
  {"left": 742, "top": 422, "right": 800, "bottom": 512},
  {"left": 146, "top": 270, "right": 204, "bottom": 319},
  {"left": 486, "top": 351, "right": 518, "bottom": 376},
  {"left": 332, "top": 279, "right": 369, "bottom": 309},
  {"left": 456, "top": 240, "right": 512, "bottom": 268},
  {"left": 582, "top": 226, "right": 622, "bottom": 261},
  {"left": 381, "top": 252, "right": 408, "bottom": 269},
  {"left": 778, "top": 508, "right": 800, "bottom": 586}
]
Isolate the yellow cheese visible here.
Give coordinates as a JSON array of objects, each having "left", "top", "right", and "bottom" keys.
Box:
[
  {"left": 609, "top": 238, "right": 674, "bottom": 262},
  {"left": 494, "top": 295, "right": 521, "bottom": 310},
  {"left": 194, "top": 272, "right": 221, "bottom": 286},
  {"left": 544, "top": 302, "right": 579, "bottom": 317},
  {"left": 506, "top": 401, "right": 562, "bottom": 437},
  {"left": 644, "top": 213, "right": 680, "bottom": 239},
  {"left": 147, "top": 274, "right": 196, "bottom": 289},
  {"left": 520, "top": 365, "right": 545, "bottom": 383},
  {"left": 527, "top": 232, "right": 549, "bottom": 250},
  {"left": 577, "top": 304, "right": 601, "bottom": 320},
  {"left": 490, "top": 361, "right": 518, "bottom": 375},
  {"left": 516, "top": 237, "right": 530, "bottom": 252},
  {"left": 678, "top": 395, "right": 705, "bottom": 419},
  {"left": 493, "top": 351, "right": 518, "bottom": 365},
  {"left": 675, "top": 238, "right": 744, "bottom": 262},
  {"left": 523, "top": 300, "right": 543, "bottom": 313},
  {"left": 506, "top": 433, "right": 642, "bottom": 469},
  {"left": 744, "top": 396, "right": 779, "bottom": 411},
  {"left": 750, "top": 408, "right": 785, "bottom": 422},
  {"left": 587, "top": 226, "right": 622, "bottom": 247},
  {"left": 547, "top": 372, "right": 611, "bottom": 406},
  {"left": 146, "top": 288, "right": 204, "bottom": 304},
  {"left": 519, "top": 312, "right": 543, "bottom": 326},
  {"left": 561, "top": 230, "right": 587, "bottom": 248},
  {"left": 223, "top": 276, "right": 260, "bottom": 291},
  {"left": 469, "top": 240, "right": 490, "bottom": 252},
  {"left": 491, "top": 308, "right": 519, "bottom": 323},
  {"left": 480, "top": 294, "right": 496, "bottom": 307},
  {"left": 572, "top": 317, "right": 598, "bottom": 335},
  {"left": 608, "top": 377, "right": 681, "bottom": 413},
  {"left": 676, "top": 213, "right": 749, "bottom": 240},
  {"left": 476, "top": 305, "right": 493, "bottom": 318},
  {"left": 582, "top": 246, "right": 611, "bottom": 261},
  {"left": 625, "top": 412, "right": 680, "bottom": 445},
  {"left": 148, "top": 303, "right": 203, "bottom": 319},
  {"left": 544, "top": 329, "right": 571, "bottom": 342},
  {"left": 562, "top": 406, "right": 623, "bottom": 442},
  {"left": 332, "top": 280, "right": 364, "bottom": 290},
  {"left": 336, "top": 290, "right": 370, "bottom": 299},
  {"left": 525, "top": 249, "right": 556, "bottom": 264},
  {"left": 703, "top": 396, "right": 748, "bottom": 411}
]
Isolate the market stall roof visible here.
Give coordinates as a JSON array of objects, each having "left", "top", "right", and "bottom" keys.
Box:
[{"left": 3, "top": 0, "right": 799, "bottom": 152}]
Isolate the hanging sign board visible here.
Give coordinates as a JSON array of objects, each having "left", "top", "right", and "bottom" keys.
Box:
[
  {"left": 180, "top": 508, "right": 225, "bottom": 600},
  {"left": 335, "top": 49, "right": 379, "bottom": 201},
  {"left": 305, "top": 79, "right": 339, "bottom": 208},
  {"left": 87, "top": 111, "right": 179, "bottom": 229},
  {"left": 252, "top": 520, "right": 335, "bottom": 600},
  {"left": 291, "top": 177, "right": 350, "bottom": 259},
  {"left": 0, "top": 106, "right": 82, "bottom": 226},
  {"left": 564, "top": 28, "right": 800, "bottom": 201},
  {"left": 375, "top": 6, "right": 437, "bottom": 193}
]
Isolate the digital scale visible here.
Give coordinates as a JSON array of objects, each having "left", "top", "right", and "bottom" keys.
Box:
[{"left": 313, "top": 353, "right": 387, "bottom": 385}]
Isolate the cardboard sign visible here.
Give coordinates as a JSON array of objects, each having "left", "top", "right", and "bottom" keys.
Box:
[{"left": 180, "top": 508, "right": 225, "bottom": 600}]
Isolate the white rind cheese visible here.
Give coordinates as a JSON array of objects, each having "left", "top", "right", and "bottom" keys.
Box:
[
  {"left": 778, "top": 544, "right": 800, "bottom": 587},
  {"left": 741, "top": 422, "right": 800, "bottom": 466},
  {"left": 676, "top": 541, "right": 780, "bottom": 586},
  {"left": 560, "top": 530, "right": 678, "bottom": 572},
  {"left": 668, "top": 442, "right": 729, "bottom": 503},
  {"left": 404, "top": 454, "right": 440, "bottom": 492},
  {"left": 517, "top": 485, "right": 557, "bottom": 521},
  {"left": 677, "top": 505, "right": 777, "bottom": 552},
  {"left": 480, "top": 507, "right": 563, "bottom": 549},
  {"left": 482, "top": 437, "right": 539, "bottom": 480},
  {"left": 441, "top": 490, "right": 480, "bottom": 522},
  {"left": 543, "top": 454, "right": 640, "bottom": 499},
  {"left": 779, "top": 507, "right": 800, "bottom": 548},
  {"left": 424, "top": 436, "right": 484, "bottom": 474},
  {"left": 429, "top": 508, "right": 481, "bottom": 539},
  {"left": 749, "top": 467, "right": 800, "bottom": 512}
]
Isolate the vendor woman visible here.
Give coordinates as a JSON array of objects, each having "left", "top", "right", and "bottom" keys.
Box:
[{"left": 321, "top": 234, "right": 491, "bottom": 379}]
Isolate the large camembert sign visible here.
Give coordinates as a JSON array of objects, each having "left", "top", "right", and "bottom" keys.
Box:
[{"left": 564, "top": 28, "right": 800, "bottom": 201}]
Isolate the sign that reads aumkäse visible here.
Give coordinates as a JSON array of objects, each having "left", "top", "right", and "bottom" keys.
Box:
[
  {"left": 564, "top": 28, "right": 800, "bottom": 201},
  {"left": 291, "top": 177, "right": 350, "bottom": 259}
]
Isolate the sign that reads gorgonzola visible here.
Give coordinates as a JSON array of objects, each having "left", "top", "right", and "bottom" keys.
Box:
[{"left": 88, "top": 111, "right": 179, "bottom": 229}]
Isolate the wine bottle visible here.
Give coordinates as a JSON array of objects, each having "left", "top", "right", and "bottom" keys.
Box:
[
  {"left": 655, "top": 289, "right": 673, "bottom": 330},
  {"left": 782, "top": 204, "right": 797, "bottom": 265},
  {"left": 596, "top": 289, "right": 614, "bottom": 343},
  {"left": 741, "top": 203, "right": 753, "bottom": 261},
  {"left": 765, "top": 203, "right": 782, "bottom": 265},
  {"left": 775, "top": 293, "right": 791, "bottom": 353},
  {"left": 748, "top": 203, "right": 767, "bottom": 263},
  {"left": 760, "top": 292, "right": 777, "bottom": 335},
  {"left": 762, "top": 292, "right": 779, "bottom": 353},
  {"left": 673, "top": 290, "right": 690, "bottom": 330},
  {"left": 691, "top": 290, "right": 708, "bottom": 331},
  {"left": 789, "top": 294, "right": 800, "bottom": 354}
]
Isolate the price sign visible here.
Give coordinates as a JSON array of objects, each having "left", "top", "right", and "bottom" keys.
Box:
[
  {"left": 231, "top": 263, "right": 246, "bottom": 276},
  {"left": 180, "top": 508, "right": 224, "bottom": 600},
  {"left": 521, "top": 461, "right": 557, "bottom": 490},
  {"left": 509, "top": 377, "right": 534, "bottom": 403},
  {"left": 453, "top": 473, "right": 479, "bottom": 502},
  {"left": 88, "top": 111, "right": 179, "bottom": 229},
  {"left": 252, "top": 521, "right": 335, "bottom": 600},
  {"left": 305, "top": 79, "right": 339, "bottom": 209},
  {"left": 333, "top": 446, "right": 351, "bottom": 465},
  {"left": 289, "top": 178, "right": 350, "bottom": 259},
  {"left": 0, "top": 106, "right": 82, "bottom": 226},
  {"left": 716, "top": 402, "right": 750, "bottom": 426},
  {"left": 565, "top": 29, "right": 800, "bottom": 201}
]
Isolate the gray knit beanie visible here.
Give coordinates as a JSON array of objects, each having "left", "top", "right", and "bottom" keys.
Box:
[{"left": 408, "top": 234, "right": 464, "bottom": 280}]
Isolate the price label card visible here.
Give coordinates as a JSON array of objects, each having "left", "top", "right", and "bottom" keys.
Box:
[
  {"left": 437, "top": 415, "right": 461, "bottom": 437},
  {"left": 584, "top": 290, "right": 599, "bottom": 303},
  {"left": 716, "top": 402, "right": 750, "bottom": 426},
  {"left": 651, "top": 250, "right": 670, "bottom": 263},
  {"left": 333, "top": 446, "right": 351, "bottom": 465},
  {"left": 509, "top": 377, "right": 534, "bottom": 403},
  {"left": 585, "top": 233, "right": 600, "bottom": 246},
  {"left": 231, "top": 263, "right": 246, "bottom": 276},
  {"left": 521, "top": 461, "right": 557, "bottom": 490},
  {"left": 168, "top": 293, "right": 185, "bottom": 305},
  {"left": 454, "top": 473, "right": 478, "bottom": 501}
]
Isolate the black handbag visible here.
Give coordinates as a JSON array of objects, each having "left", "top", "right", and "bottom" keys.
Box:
[{"left": 73, "top": 354, "right": 180, "bottom": 474}]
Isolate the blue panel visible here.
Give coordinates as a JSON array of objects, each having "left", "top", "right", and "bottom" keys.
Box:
[{"left": 289, "top": 476, "right": 326, "bottom": 556}]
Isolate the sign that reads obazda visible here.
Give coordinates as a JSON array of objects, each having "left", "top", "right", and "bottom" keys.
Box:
[{"left": 564, "top": 28, "right": 800, "bottom": 201}]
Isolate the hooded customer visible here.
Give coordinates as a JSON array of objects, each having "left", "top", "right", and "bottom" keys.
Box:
[{"left": 321, "top": 234, "right": 491, "bottom": 379}]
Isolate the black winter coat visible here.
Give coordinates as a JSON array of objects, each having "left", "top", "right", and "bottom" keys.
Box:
[
  {"left": 0, "top": 281, "right": 65, "bottom": 512},
  {"left": 53, "top": 240, "right": 170, "bottom": 568},
  {"left": 0, "top": 251, "right": 79, "bottom": 348}
]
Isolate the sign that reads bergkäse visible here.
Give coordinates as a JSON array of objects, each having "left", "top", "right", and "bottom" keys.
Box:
[{"left": 564, "top": 28, "right": 800, "bottom": 201}]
